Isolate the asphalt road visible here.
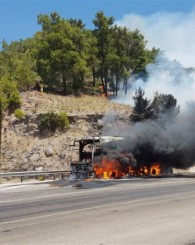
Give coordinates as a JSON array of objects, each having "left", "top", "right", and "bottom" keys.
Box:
[{"left": 0, "top": 177, "right": 195, "bottom": 245}]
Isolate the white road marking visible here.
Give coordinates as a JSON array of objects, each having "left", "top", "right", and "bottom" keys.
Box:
[{"left": 0, "top": 185, "right": 28, "bottom": 191}]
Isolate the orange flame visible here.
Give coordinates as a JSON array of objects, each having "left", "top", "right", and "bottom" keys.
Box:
[
  {"left": 150, "top": 163, "right": 162, "bottom": 175},
  {"left": 94, "top": 158, "right": 126, "bottom": 179},
  {"left": 94, "top": 159, "right": 162, "bottom": 179}
]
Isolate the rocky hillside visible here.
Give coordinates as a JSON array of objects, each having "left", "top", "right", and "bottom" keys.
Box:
[{"left": 1, "top": 91, "right": 132, "bottom": 172}]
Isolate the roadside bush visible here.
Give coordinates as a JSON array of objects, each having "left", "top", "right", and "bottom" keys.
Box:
[
  {"left": 58, "top": 112, "right": 70, "bottom": 130},
  {"left": 14, "top": 109, "right": 25, "bottom": 119},
  {"left": 38, "top": 111, "right": 70, "bottom": 133},
  {"left": 38, "top": 112, "right": 59, "bottom": 133},
  {"left": 38, "top": 176, "right": 45, "bottom": 181}
]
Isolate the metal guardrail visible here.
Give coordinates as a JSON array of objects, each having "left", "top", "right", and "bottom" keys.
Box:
[{"left": 0, "top": 170, "right": 71, "bottom": 183}]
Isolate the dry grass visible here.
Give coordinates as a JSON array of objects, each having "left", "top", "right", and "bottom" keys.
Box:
[{"left": 21, "top": 91, "right": 132, "bottom": 116}]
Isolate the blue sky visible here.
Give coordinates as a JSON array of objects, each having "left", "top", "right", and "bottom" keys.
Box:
[
  {"left": 1, "top": 0, "right": 195, "bottom": 67},
  {"left": 0, "top": 0, "right": 194, "bottom": 44}
]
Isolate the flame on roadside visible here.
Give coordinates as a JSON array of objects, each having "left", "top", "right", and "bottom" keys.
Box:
[{"left": 94, "top": 160, "right": 162, "bottom": 179}]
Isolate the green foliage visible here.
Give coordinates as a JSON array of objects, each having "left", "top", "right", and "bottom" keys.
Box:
[
  {"left": 130, "top": 88, "right": 178, "bottom": 122},
  {"left": 83, "top": 85, "right": 102, "bottom": 96},
  {"left": 0, "top": 78, "right": 22, "bottom": 112},
  {"left": 36, "top": 12, "right": 89, "bottom": 95},
  {"left": 15, "top": 49, "right": 40, "bottom": 91},
  {"left": 0, "top": 40, "right": 40, "bottom": 91},
  {"left": 38, "top": 175, "right": 45, "bottom": 181},
  {"left": 38, "top": 112, "right": 59, "bottom": 132},
  {"left": 7, "top": 90, "right": 22, "bottom": 112},
  {"left": 150, "top": 92, "right": 178, "bottom": 119},
  {"left": 0, "top": 12, "right": 159, "bottom": 97},
  {"left": 58, "top": 112, "right": 70, "bottom": 130},
  {"left": 38, "top": 111, "right": 69, "bottom": 133},
  {"left": 93, "top": 11, "right": 114, "bottom": 96},
  {"left": 130, "top": 87, "right": 151, "bottom": 122},
  {"left": 14, "top": 109, "right": 25, "bottom": 119}
]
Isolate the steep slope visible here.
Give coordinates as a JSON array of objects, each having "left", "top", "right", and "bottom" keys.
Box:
[{"left": 1, "top": 91, "right": 132, "bottom": 172}]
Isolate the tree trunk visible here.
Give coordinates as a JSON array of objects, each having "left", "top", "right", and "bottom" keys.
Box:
[
  {"left": 104, "top": 74, "right": 108, "bottom": 97},
  {"left": 124, "top": 77, "right": 128, "bottom": 95},
  {"left": 115, "top": 74, "right": 119, "bottom": 97},
  {"left": 62, "top": 74, "right": 67, "bottom": 95},
  {"left": 92, "top": 68, "right": 96, "bottom": 87},
  {"left": 101, "top": 73, "right": 105, "bottom": 93}
]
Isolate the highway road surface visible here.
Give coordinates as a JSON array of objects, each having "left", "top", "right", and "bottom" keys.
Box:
[{"left": 1, "top": 176, "right": 195, "bottom": 245}]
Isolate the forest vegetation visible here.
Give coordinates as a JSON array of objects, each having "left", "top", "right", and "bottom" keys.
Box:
[{"left": 0, "top": 11, "right": 159, "bottom": 113}]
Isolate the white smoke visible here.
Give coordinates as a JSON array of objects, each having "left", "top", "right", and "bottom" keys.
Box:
[
  {"left": 116, "top": 7, "right": 195, "bottom": 68},
  {"left": 114, "top": 7, "right": 195, "bottom": 109},
  {"left": 116, "top": 53, "right": 195, "bottom": 112}
]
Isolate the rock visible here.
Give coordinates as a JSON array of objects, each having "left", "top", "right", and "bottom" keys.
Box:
[
  {"left": 29, "top": 153, "right": 40, "bottom": 162},
  {"left": 35, "top": 166, "right": 43, "bottom": 171},
  {"left": 45, "top": 146, "right": 54, "bottom": 157}
]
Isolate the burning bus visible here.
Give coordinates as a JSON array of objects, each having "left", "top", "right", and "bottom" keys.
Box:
[
  {"left": 70, "top": 136, "right": 169, "bottom": 180},
  {"left": 70, "top": 136, "right": 124, "bottom": 179}
]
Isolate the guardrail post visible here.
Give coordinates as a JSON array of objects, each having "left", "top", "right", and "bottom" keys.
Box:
[
  {"left": 20, "top": 176, "right": 23, "bottom": 183},
  {"left": 53, "top": 174, "right": 55, "bottom": 180},
  {"left": 61, "top": 173, "right": 64, "bottom": 179}
]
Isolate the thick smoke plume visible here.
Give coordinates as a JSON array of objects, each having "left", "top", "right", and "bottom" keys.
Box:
[
  {"left": 101, "top": 8, "right": 195, "bottom": 170},
  {"left": 122, "top": 106, "right": 195, "bottom": 169},
  {"left": 101, "top": 53, "right": 195, "bottom": 170}
]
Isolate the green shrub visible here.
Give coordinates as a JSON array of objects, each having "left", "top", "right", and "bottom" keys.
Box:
[
  {"left": 38, "top": 175, "right": 45, "bottom": 181},
  {"left": 83, "top": 86, "right": 102, "bottom": 96},
  {"left": 38, "top": 112, "right": 59, "bottom": 133},
  {"left": 14, "top": 109, "right": 25, "bottom": 119},
  {"left": 38, "top": 111, "right": 70, "bottom": 133},
  {"left": 58, "top": 112, "right": 70, "bottom": 130},
  {"left": 8, "top": 90, "right": 22, "bottom": 112},
  {"left": 0, "top": 79, "right": 22, "bottom": 112}
]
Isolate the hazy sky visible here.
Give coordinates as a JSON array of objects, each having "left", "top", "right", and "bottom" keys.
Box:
[{"left": 1, "top": 0, "right": 195, "bottom": 67}]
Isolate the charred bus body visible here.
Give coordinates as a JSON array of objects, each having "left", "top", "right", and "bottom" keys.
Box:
[
  {"left": 69, "top": 136, "right": 173, "bottom": 180},
  {"left": 69, "top": 136, "right": 124, "bottom": 179}
]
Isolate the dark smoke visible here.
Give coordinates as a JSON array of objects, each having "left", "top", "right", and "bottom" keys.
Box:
[
  {"left": 103, "top": 103, "right": 195, "bottom": 169},
  {"left": 101, "top": 54, "right": 195, "bottom": 170}
]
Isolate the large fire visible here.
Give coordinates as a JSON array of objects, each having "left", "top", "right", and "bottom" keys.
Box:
[
  {"left": 93, "top": 159, "right": 127, "bottom": 179},
  {"left": 93, "top": 159, "right": 162, "bottom": 179}
]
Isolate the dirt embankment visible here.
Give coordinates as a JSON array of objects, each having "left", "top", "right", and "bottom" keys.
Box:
[{"left": 0, "top": 91, "right": 132, "bottom": 172}]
